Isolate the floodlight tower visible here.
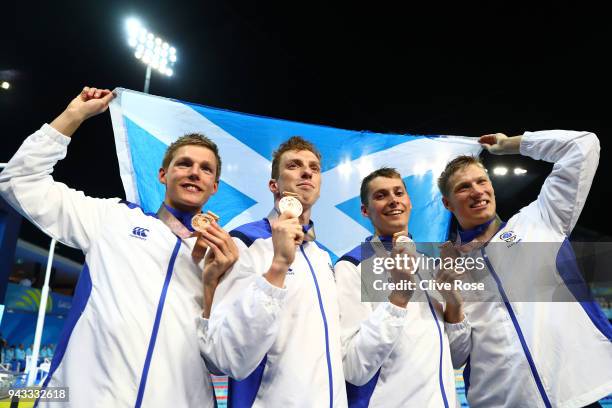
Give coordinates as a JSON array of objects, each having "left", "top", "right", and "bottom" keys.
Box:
[{"left": 125, "top": 19, "right": 177, "bottom": 93}]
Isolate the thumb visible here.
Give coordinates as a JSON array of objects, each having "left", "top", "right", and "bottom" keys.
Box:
[
  {"left": 277, "top": 211, "right": 294, "bottom": 222},
  {"left": 100, "top": 90, "right": 116, "bottom": 106}
]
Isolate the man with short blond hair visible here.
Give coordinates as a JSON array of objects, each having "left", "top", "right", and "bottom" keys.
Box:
[
  {"left": 440, "top": 131, "right": 612, "bottom": 408},
  {"left": 437, "top": 155, "right": 483, "bottom": 198},
  {"left": 0, "top": 87, "right": 237, "bottom": 407},
  {"left": 162, "top": 133, "right": 222, "bottom": 180}
]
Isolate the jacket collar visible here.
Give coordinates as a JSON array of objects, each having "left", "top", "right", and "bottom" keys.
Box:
[{"left": 156, "top": 203, "right": 196, "bottom": 239}]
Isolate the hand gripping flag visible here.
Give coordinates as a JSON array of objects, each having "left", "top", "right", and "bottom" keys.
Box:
[{"left": 109, "top": 88, "right": 481, "bottom": 260}]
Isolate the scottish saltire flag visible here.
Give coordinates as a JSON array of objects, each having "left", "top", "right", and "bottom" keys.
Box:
[{"left": 109, "top": 88, "right": 481, "bottom": 260}]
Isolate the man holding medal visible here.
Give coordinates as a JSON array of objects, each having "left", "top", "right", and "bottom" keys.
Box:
[
  {"left": 0, "top": 87, "right": 238, "bottom": 407},
  {"left": 198, "top": 136, "right": 348, "bottom": 406},
  {"left": 335, "top": 167, "right": 468, "bottom": 407},
  {"left": 438, "top": 131, "right": 612, "bottom": 407}
]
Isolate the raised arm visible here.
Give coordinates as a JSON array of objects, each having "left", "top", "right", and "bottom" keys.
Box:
[
  {"left": 50, "top": 87, "right": 115, "bottom": 137},
  {"left": 0, "top": 87, "right": 117, "bottom": 252},
  {"left": 479, "top": 131, "right": 600, "bottom": 235}
]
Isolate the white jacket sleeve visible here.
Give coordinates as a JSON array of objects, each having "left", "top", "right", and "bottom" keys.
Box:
[
  {"left": 444, "top": 317, "right": 472, "bottom": 368},
  {"left": 520, "top": 130, "right": 600, "bottom": 236},
  {"left": 336, "top": 259, "right": 408, "bottom": 386},
  {"left": 0, "top": 124, "right": 115, "bottom": 253},
  {"left": 197, "top": 238, "right": 287, "bottom": 380}
]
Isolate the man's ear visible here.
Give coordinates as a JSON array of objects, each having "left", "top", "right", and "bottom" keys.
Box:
[
  {"left": 269, "top": 179, "right": 278, "bottom": 194},
  {"left": 442, "top": 196, "right": 451, "bottom": 211},
  {"left": 361, "top": 203, "right": 369, "bottom": 218},
  {"left": 158, "top": 167, "right": 167, "bottom": 185}
]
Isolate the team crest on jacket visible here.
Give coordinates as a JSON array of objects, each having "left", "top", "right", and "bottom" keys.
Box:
[
  {"left": 499, "top": 230, "right": 521, "bottom": 247},
  {"left": 130, "top": 226, "right": 149, "bottom": 240}
]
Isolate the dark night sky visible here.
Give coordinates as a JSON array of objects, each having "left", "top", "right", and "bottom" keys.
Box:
[{"left": 1, "top": 1, "right": 609, "bottom": 262}]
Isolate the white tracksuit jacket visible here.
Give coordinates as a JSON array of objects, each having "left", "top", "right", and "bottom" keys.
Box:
[
  {"left": 0, "top": 124, "right": 216, "bottom": 407},
  {"left": 197, "top": 217, "right": 348, "bottom": 407},
  {"left": 450, "top": 130, "right": 612, "bottom": 407},
  {"left": 335, "top": 236, "right": 465, "bottom": 408}
]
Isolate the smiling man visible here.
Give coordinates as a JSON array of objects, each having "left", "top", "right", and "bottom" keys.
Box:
[
  {"left": 441, "top": 159, "right": 496, "bottom": 230},
  {"left": 198, "top": 136, "right": 347, "bottom": 407},
  {"left": 0, "top": 87, "right": 237, "bottom": 407},
  {"left": 439, "top": 132, "right": 612, "bottom": 408},
  {"left": 335, "top": 167, "right": 468, "bottom": 407}
]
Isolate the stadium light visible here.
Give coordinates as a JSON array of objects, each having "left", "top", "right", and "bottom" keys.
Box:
[
  {"left": 1, "top": 81, "right": 9, "bottom": 90},
  {"left": 513, "top": 167, "right": 527, "bottom": 175},
  {"left": 493, "top": 166, "right": 508, "bottom": 176},
  {"left": 125, "top": 18, "right": 176, "bottom": 93}
]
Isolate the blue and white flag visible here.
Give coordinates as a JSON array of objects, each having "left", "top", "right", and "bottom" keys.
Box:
[{"left": 109, "top": 88, "right": 481, "bottom": 259}]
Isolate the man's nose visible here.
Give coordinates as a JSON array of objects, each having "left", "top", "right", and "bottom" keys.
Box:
[
  {"left": 471, "top": 183, "right": 485, "bottom": 196},
  {"left": 188, "top": 164, "right": 201, "bottom": 178},
  {"left": 301, "top": 168, "right": 313, "bottom": 178},
  {"left": 388, "top": 197, "right": 399, "bottom": 207}
]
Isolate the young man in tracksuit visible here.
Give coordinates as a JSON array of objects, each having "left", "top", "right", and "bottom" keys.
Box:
[
  {"left": 198, "top": 137, "right": 348, "bottom": 407},
  {"left": 335, "top": 167, "right": 468, "bottom": 407},
  {"left": 0, "top": 87, "right": 237, "bottom": 407},
  {"left": 439, "top": 131, "right": 612, "bottom": 407}
]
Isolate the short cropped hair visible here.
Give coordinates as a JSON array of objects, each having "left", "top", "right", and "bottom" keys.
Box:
[
  {"left": 360, "top": 167, "right": 405, "bottom": 206},
  {"left": 162, "top": 133, "right": 222, "bottom": 182},
  {"left": 271, "top": 136, "right": 322, "bottom": 179},
  {"left": 437, "top": 155, "right": 485, "bottom": 197}
]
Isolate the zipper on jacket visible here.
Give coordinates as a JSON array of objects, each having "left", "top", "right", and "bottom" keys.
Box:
[
  {"left": 300, "top": 244, "right": 334, "bottom": 408},
  {"left": 135, "top": 237, "right": 182, "bottom": 408},
  {"left": 419, "top": 276, "right": 450, "bottom": 408},
  {"left": 481, "top": 247, "right": 552, "bottom": 408}
]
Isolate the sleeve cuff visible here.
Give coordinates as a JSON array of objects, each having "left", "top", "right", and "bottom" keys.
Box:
[
  {"left": 444, "top": 316, "right": 470, "bottom": 334},
  {"left": 255, "top": 275, "right": 288, "bottom": 300},
  {"left": 41, "top": 124, "right": 71, "bottom": 146},
  {"left": 383, "top": 301, "right": 409, "bottom": 318},
  {"left": 519, "top": 131, "right": 536, "bottom": 157}
]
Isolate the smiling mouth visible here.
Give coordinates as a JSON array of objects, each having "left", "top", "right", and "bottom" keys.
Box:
[
  {"left": 181, "top": 183, "right": 202, "bottom": 192},
  {"left": 470, "top": 200, "right": 489, "bottom": 209},
  {"left": 384, "top": 209, "right": 404, "bottom": 216}
]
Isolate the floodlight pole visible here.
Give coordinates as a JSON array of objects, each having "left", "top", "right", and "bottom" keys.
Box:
[
  {"left": 27, "top": 238, "right": 57, "bottom": 386},
  {"left": 0, "top": 162, "right": 57, "bottom": 385},
  {"left": 144, "top": 65, "right": 152, "bottom": 94}
]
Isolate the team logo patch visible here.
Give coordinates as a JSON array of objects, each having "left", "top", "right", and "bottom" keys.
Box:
[
  {"left": 500, "top": 231, "right": 516, "bottom": 242},
  {"left": 499, "top": 230, "right": 522, "bottom": 247},
  {"left": 131, "top": 227, "right": 149, "bottom": 240}
]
